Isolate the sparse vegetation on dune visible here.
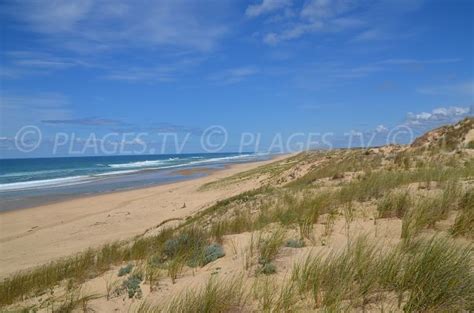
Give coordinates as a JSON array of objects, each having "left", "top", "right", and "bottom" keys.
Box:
[
  {"left": 138, "top": 276, "right": 247, "bottom": 313},
  {"left": 2, "top": 118, "right": 474, "bottom": 311},
  {"left": 292, "top": 235, "right": 474, "bottom": 312},
  {"left": 451, "top": 188, "right": 474, "bottom": 238},
  {"left": 377, "top": 189, "right": 411, "bottom": 218},
  {"left": 0, "top": 243, "right": 125, "bottom": 306}
]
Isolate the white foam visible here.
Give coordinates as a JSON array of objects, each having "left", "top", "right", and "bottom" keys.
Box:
[
  {"left": 94, "top": 169, "right": 141, "bottom": 177},
  {"left": 106, "top": 155, "right": 253, "bottom": 169},
  {"left": 107, "top": 160, "right": 167, "bottom": 168},
  {"left": 187, "top": 154, "right": 253, "bottom": 165},
  {"left": 0, "top": 176, "right": 91, "bottom": 192}
]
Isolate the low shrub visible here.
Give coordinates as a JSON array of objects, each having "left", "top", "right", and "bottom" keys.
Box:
[
  {"left": 258, "top": 262, "right": 277, "bottom": 275},
  {"left": 285, "top": 239, "right": 305, "bottom": 248},
  {"left": 118, "top": 264, "right": 133, "bottom": 277},
  {"left": 122, "top": 273, "right": 143, "bottom": 299},
  {"left": 201, "top": 244, "right": 225, "bottom": 266}
]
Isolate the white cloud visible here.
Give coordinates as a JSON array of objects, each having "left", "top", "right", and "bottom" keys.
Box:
[
  {"left": 1, "top": 51, "right": 94, "bottom": 79},
  {"left": 301, "top": 0, "right": 357, "bottom": 21},
  {"left": 17, "top": 1, "right": 93, "bottom": 33},
  {"left": 375, "top": 124, "right": 388, "bottom": 133},
  {"left": 378, "top": 58, "right": 461, "bottom": 65},
  {"left": 351, "top": 29, "right": 383, "bottom": 42},
  {"left": 254, "top": 0, "right": 426, "bottom": 45},
  {"left": 432, "top": 107, "right": 469, "bottom": 116},
  {"left": 0, "top": 93, "right": 73, "bottom": 135},
  {"left": 102, "top": 57, "right": 203, "bottom": 83},
  {"left": 246, "top": 0, "right": 292, "bottom": 18},
  {"left": 406, "top": 106, "right": 471, "bottom": 128},
  {"left": 417, "top": 81, "right": 474, "bottom": 96},
  {"left": 6, "top": 1, "right": 231, "bottom": 52},
  {"left": 257, "top": 0, "right": 367, "bottom": 44},
  {"left": 208, "top": 66, "right": 259, "bottom": 85}
]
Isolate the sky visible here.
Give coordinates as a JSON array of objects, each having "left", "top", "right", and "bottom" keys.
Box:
[{"left": 0, "top": 0, "right": 473, "bottom": 158}]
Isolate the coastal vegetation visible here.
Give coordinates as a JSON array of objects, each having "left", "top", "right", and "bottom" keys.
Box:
[{"left": 1, "top": 118, "right": 473, "bottom": 312}]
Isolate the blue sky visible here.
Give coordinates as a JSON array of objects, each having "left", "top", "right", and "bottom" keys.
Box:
[{"left": 0, "top": 0, "right": 473, "bottom": 157}]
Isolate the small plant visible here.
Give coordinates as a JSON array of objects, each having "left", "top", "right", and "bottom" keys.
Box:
[
  {"left": 103, "top": 273, "right": 120, "bottom": 300},
  {"left": 52, "top": 288, "right": 100, "bottom": 313},
  {"left": 377, "top": 190, "right": 411, "bottom": 218},
  {"left": 122, "top": 273, "right": 143, "bottom": 299},
  {"left": 257, "top": 228, "right": 286, "bottom": 265},
  {"left": 285, "top": 239, "right": 305, "bottom": 248},
  {"left": 162, "top": 227, "right": 209, "bottom": 268},
  {"left": 451, "top": 188, "right": 474, "bottom": 238},
  {"left": 257, "top": 262, "right": 277, "bottom": 275},
  {"left": 167, "top": 256, "right": 185, "bottom": 284},
  {"left": 402, "top": 183, "right": 466, "bottom": 241},
  {"left": 145, "top": 263, "right": 162, "bottom": 292},
  {"left": 243, "top": 234, "right": 256, "bottom": 271},
  {"left": 201, "top": 244, "right": 225, "bottom": 266},
  {"left": 253, "top": 276, "right": 298, "bottom": 312},
  {"left": 322, "top": 209, "right": 337, "bottom": 242},
  {"left": 297, "top": 215, "right": 314, "bottom": 242},
  {"left": 158, "top": 276, "right": 247, "bottom": 313},
  {"left": 401, "top": 198, "right": 431, "bottom": 242},
  {"left": 118, "top": 263, "right": 133, "bottom": 277}
]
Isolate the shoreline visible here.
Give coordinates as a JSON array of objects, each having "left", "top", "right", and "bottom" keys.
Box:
[
  {"left": 0, "top": 166, "right": 219, "bottom": 213},
  {"left": 0, "top": 154, "right": 290, "bottom": 278},
  {"left": 0, "top": 154, "right": 270, "bottom": 213}
]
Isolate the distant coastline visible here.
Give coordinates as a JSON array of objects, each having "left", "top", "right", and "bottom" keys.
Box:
[{"left": 0, "top": 153, "right": 273, "bottom": 211}]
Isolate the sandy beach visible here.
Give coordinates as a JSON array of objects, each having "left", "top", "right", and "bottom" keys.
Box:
[{"left": 0, "top": 155, "right": 288, "bottom": 278}]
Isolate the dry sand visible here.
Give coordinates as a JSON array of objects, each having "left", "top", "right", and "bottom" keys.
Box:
[{"left": 0, "top": 155, "right": 289, "bottom": 278}]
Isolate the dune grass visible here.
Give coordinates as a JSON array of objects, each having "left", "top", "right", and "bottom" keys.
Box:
[
  {"left": 397, "top": 236, "right": 474, "bottom": 312},
  {"left": 50, "top": 288, "right": 101, "bottom": 313},
  {"left": 402, "top": 181, "right": 467, "bottom": 241},
  {"left": 292, "top": 235, "right": 473, "bottom": 311},
  {"left": 377, "top": 189, "right": 411, "bottom": 218},
  {"left": 146, "top": 276, "right": 246, "bottom": 313},
  {"left": 286, "top": 150, "right": 383, "bottom": 188},
  {"left": 0, "top": 226, "right": 217, "bottom": 306},
  {"left": 292, "top": 236, "right": 382, "bottom": 310},
  {"left": 199, "top": 152, "right": 313, "bottom": 190},
  {"left": 451, "top": 188, "right": 474, "bottom": 238},
  {"left": 253, "top": 276, "right": 298, "bottom": 312},
  {"left": 256, "top": 228, "right": 286, "bottom": 266},
  {"left": 0, "top": 243, "right": 124, "bottom": 306}
]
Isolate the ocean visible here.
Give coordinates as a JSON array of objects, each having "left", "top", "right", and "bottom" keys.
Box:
[{"left": 0, "top": 153, "right": 269, "bottom": 211}]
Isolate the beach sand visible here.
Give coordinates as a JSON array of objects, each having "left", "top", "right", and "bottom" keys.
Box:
[{"left": 0, "top": 155, "right": 289, "bottom": 278}]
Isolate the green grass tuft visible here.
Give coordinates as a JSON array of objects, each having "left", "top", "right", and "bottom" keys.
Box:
[
  {"left": 377, "top": 190, "right": 411, "bottom": 218},
  {"left": 451, "top": 188, "right": 474, "bottom": 238}
]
